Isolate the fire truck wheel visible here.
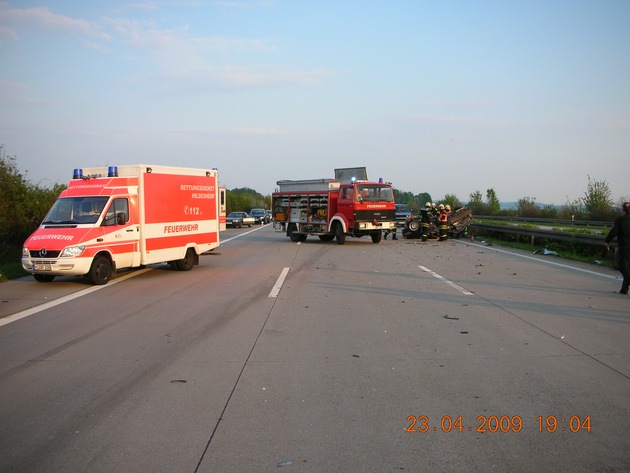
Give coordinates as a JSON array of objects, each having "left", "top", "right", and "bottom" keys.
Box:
[
  {"left": 288, "top": 223, "right": 301, "bottom": 242},
  {"left": 33, "top": 274, "right": 55, "bottom": 282},
  {"left": 371, "top": 231, "right": 382, "bottom": 243},
  {"left": 87, "top": 256, "right": 112, "bottom": 285},
  {"left": 334, "top": 222, "right": 345, "bottom": 245},
  {"left": 175, "top": 248, "right": 195, "bottom": 271}
]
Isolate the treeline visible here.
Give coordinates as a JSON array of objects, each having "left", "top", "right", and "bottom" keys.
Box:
[
  {"left": 226, "top": 188, "right": 270, "bottom": 214},
  {"left": 1, "top": 155, "right": 65, "bottom": 247},
  {"left": 1, "top": 152, "right": 625, "bottom": 253},
  {"left": 395, "top": 177, "right": 624, "bottom": 222},
  {"left": 0, "top": 154, "right": 271, "bottom": 249}
]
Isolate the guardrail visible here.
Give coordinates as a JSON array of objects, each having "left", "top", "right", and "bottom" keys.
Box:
[
  {"left": 470, "top": 222, "right": 608, "bottom": 247},
  {"left": 474, "top": 215, "right": 613, "bottom": 228}
]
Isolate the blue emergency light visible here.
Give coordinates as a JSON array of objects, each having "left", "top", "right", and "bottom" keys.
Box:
[
  {"left": 108, "top": 166, "right": 118, "bottom": 177},
  {"left": 73, "top": 168, "right": 83, "bottom": 179}
]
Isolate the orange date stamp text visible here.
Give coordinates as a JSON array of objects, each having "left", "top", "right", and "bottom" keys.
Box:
[{"left": 406, "top": 415, "right": 592, "bottom": 433}]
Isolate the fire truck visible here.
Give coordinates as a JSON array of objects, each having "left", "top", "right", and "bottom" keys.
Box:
[
  {"left": 22, "top": 164, "right": 223, "bottom": 285},
  {"left": 271, "top": 167, "right": 396, "bottom": 244}
]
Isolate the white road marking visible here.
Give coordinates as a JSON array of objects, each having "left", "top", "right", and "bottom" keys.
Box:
[
  {"left": 1, "top": 226, "right": 270, "bottom": 327},
  {"left": 269, "top": 267, "right": 290, "bottom": 298},
  {"left": 220, "top": 225, "right": 265, "bottom": 243},
  {"left": 456, "top": 240, "right": 618, "bottom": 279},
  {"left": 0, "top": 268, "right": 153, "bottom": 327},
  {"left": 418, "top": 265, "right": 474, "bottom": 295}
]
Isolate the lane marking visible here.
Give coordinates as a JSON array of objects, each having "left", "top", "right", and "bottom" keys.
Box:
[
  {"left": 0, "top": 268, "right": 152, "bottom": 327},
  {"left": 419, "top": 265, "right": 474, "bottom": 295},
  {"left": 455, "top": 240, "right": 618, "bottom": 279},
  {"left": 269, "top": 267, "right": 290, "bottom": 298},
  {"left": 1, "top": 226, "right": 268, "bottom": 327},
  {"left": 220, "top": 224, "right": 266, "bottom": 244}
]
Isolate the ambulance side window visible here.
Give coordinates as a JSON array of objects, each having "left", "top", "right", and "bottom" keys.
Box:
[{"left": 103, "top": 198, "right": 129, "bottom": 226}]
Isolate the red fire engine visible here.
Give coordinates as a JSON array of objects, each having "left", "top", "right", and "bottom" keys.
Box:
[{"left": 272, "top": 167, "right": 396, "bottom": 244}]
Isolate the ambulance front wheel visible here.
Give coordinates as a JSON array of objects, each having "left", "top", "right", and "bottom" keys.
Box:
[{"left": 87, "top": 255, "right": 113, "bottom": 285}]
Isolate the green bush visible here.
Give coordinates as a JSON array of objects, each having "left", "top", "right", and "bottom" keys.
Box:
[
  {"left": 1, "top": 154, "right": 64, "bottom": 246},
  {"left": 1, "top": 153, "right": 65, "bottom": 279}
]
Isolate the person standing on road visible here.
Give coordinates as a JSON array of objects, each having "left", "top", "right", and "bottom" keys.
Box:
[
  {"left": 605, "top": 202, "right": 630, "bottom": 295},
  {"left": 431, "top": 203, "right": 439, "bottom": 219},
  {"left": 437, "top": 204, "right": 448, "bottom": 241},
  {"left": 420, "top": 202, "right": 432, "bottom": 242}
]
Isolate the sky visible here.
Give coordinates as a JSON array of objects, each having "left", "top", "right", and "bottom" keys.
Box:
[{"left": 1, "top": 0, "right": 629, "bottom": 205}]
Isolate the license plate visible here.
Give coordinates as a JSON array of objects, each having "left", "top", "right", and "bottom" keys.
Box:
[{"left": 34, "top": 264, "right": 51, "bottom": 271}]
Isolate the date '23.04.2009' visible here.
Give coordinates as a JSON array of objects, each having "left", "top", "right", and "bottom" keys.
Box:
[{"left": 406, "top": 415, "right": 592, "bottom": 433}]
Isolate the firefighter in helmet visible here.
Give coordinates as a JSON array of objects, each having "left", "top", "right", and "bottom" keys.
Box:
[
  {"left": 420, "top": 202, "right": 432, "bottom": 242},
  {"left": 438, "top": 204, "right": 448, "bottom": 241},
  {"left": 431, "top": 202, "right": 439, "bottom": 219}
]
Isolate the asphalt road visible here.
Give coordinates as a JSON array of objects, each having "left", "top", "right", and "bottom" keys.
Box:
[{"left": 1, "top": 225, "right": 628, "bottom": 472}]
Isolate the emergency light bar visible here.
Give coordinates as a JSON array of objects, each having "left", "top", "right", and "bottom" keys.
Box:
[{"left": 72, "top": 166, "right": 118, "bottom": 179}]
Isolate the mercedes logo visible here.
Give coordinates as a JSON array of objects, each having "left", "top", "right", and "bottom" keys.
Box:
[{"left": 40, "top": 248, "right": 47, "bottom": 257}]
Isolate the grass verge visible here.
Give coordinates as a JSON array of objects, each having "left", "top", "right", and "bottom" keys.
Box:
[{"left": 470, "top": 234, "right": 616, "bottom": 270}]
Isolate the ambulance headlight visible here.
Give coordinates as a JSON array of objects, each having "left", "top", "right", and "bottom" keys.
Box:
[{"left": 61, "top": 245, "right": 86, "bottom": 257}]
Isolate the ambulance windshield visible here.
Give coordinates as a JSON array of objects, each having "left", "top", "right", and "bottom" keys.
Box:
[{"left": 42, "top": 197, "right": 109, "bottom": 225}]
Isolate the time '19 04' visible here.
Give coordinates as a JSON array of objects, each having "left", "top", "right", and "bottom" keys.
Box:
[{"left": 406, "top": 415, "right": 591, "bottom": 433}]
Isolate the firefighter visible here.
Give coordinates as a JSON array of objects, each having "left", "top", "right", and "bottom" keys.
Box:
[
  {"left": 420, "top": 202, "right": 432, "bottom": 242},
  {"left": 431, "top": 202, "right": 439, "bottom": 219},
  {"left": 383, "top": 226, "right": 397, "bottom": 240},
  {"left": 445, "top": 204, "right": 452, "bottom": 216},
  {"left": 438, "top": 204, "right": 448, "bottom": 241}
]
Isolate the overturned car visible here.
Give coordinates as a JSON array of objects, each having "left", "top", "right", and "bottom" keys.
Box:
[{"left": 402, "top": 206, "right": 472, "bottom": 239}]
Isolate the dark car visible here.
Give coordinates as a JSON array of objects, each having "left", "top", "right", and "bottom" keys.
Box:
[
  {"left": 250, "top": 208, "right": 270, "bottom": 224},
  {"left": 226, "top": 211, "right": 254, "bottom": 228},
  {"left": 395, "top": 204, "right": 412, "bottom": 227},
  {"left": 402, "top": 206, "right": 472, "bottom": 239}
]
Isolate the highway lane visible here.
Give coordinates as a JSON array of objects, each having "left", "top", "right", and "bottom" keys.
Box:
[
  {"left": 0, "top": 224, "right": 288, "bottom": 473},
  {"left": 0, "top": 226, "right": 628, "bottom": 472}
]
